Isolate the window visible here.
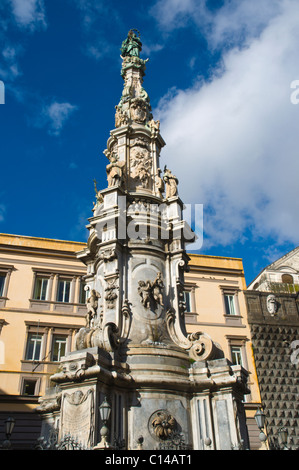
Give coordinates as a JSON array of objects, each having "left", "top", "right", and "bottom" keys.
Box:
[
  {"left": 57, "top": 279, "right": 71, "bottom": 302},
  {"left": 281, "top": 274, "right": 293, "bottom": 284},
  {"left": 231, "top": 346, "right": 243, "bottom": 366},
  {"left": 224, "top": 294, "right": 236, "bottom": 315},
  {"left": 25, "top": 333, "right": 42, "bottom": 361},
  {"left": 51, "top": 336, "right": 67, "bottom": 362},
  {"left": 184, "top": 291, "right": 191, "bottom": 312},
  {"left": 0, "top": 273, "right": 5, "bottom": 297},
  {"left": 22, "top": 379, "right": 37, "bottom": 396},
  {"left": 33, "top": 277, "right": 48, "bottom": 300}
]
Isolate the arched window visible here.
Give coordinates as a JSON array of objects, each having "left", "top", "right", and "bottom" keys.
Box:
[{"left": 281, "top": 274, "right": 293, "bottom": 284}]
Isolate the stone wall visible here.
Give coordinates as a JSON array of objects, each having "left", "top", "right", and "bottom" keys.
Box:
[{"left": 244, "top": 290, "right": 299, "bottom": 449}]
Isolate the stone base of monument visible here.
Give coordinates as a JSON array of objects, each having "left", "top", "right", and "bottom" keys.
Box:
[{"left": 36, "top": 345, "right": 250, "bottom": 450}]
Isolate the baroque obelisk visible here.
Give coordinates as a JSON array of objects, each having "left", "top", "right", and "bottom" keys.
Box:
[{"left": 36, "top": 30, "right": 250, "bottom": 451}]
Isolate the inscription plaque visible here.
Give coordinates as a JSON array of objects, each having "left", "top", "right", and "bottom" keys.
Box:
[{"left": 61, "top": 389, "right": 94, "bottom": 447}]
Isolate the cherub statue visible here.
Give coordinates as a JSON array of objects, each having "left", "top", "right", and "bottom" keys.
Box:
[
  {"left": 137, "top": 273, "right": 164, "bottom": 310},
  {"left": 138, "top": 280, "right": 152, "bottom": 309},
  {"left": 152, "top": 272, "right": 164, "bottom": 307}
]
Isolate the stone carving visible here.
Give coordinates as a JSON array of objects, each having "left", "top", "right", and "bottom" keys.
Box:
[
  {"left": 86, "top": 288, "right": 101, "bottom": 328},
  {"left": 163, "top": 166, "right": 178, "bottom": 198},
  {"left": 130, "top": 98, "right": 147, "bottom": 124},
  {"left": 139, "top": 86, "right": 150, "bottom": 104},
  {"left": 75, "top": 320, "right": 120, "bottom": 353},
  {"left": 36, "top": 393, "right": 62, "bottom": 413},
  {"left": 151, "top": 410, "right": 176, "bottom": 440},
  {"left": 267, "top": 294, "right": 278, "bottom": 315},
  {"left": 152, "top": 272, "right": 164, "bottom": 307},
  {"left": 115, "top": 105, "right": 129, "bottom": 127},
  {"left": 155, "top": 168, "right": 165, "bottom": 198},
  {"left": 93, "top": 179, "right": 103, "bottom": 206},
  {"left": 121, "top": 55, "right": 148, "bottom": 79},
  {"left": 148, "top": 119, "right": 160, "bottom": 137},
  {"left": 166, "top": 307, "right": 223, "bottom": 362},
  {"left": 187, "top": 331, "right": 215, "bottom": 362},
  {"left": 99, "top": 248, "right": 117, "bottom": 263},
  {"left": 104, "top": 278, "right": 118, "bottom": 309},
  {"left": 130, "top": 145, "right": 152, "bottom": 188},
  {"left": 138, "top": 272, "right": 164, "bottom": 310},
  {"left": 138, "top": 280, "right": 152, "bottom": 309},
  {"left": 106, "top": 153, "right": 125, "bottom": 187},
  {"left": 119, "top": 299, "right": 132, "bottom": 343}
]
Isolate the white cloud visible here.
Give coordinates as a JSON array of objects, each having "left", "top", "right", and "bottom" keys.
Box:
[
  {"left": 151, "top": 0, "right": 282, "bottom": 50},
  {"left": 10, "top": 0, "right": 47, "bottom": 30},
  {"left": 154, "top": 0, "right": 299, "bottom": 249},
  {"left": 0, "top": 45, "right": 22, "bottom": 81},
  {"left": 34, "top": 101, "right": 79, "bottom": 136}
]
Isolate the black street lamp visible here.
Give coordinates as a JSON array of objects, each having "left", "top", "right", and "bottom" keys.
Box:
[
  {"left": 2, "top": 417, "right": 15, "bottom": 449},
  {"left": 254, "top": 407, "right": 267, "bottom": 443},
  {"left": 254, "top": 408, "right": 291, "bottom": 450},
  {"left": 278, "top": 427, "right": 289, "bottom": 450}
]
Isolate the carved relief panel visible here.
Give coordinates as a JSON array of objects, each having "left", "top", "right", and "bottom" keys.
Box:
[{"left": 129, "top": 136, "right": 153, "bottom": 191}]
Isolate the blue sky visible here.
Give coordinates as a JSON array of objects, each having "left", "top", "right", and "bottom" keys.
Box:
[{"left": 1, "top": 0, "right": 299, "bottom": 285}]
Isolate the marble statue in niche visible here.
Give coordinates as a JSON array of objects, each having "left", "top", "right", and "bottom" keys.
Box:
[
  {"left": 106, "top": 153, "right": 125, "bottom": 187},
  {"left": 163, "top": 166, "right": 178, "bottom": 198},
  {"left": 85, "top": 289, "right": 101, "bottom": 328}
]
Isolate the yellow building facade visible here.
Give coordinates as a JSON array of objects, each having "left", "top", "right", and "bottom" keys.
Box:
[
  {"left": 0, "top": 234, "right": 87, "bottom": 448},
  {"left": 184, "top": 254, "right": 261, "bottom": 449},
  {"left": 0, "top": 234, "right": 261, "bottom": 449}
]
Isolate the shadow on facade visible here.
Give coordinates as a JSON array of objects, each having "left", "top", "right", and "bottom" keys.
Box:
[{"left": 0, "top": 389, "right": 42, "bottom": 450}]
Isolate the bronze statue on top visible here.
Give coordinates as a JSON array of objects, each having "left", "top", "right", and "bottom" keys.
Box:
[{"left": 121, "top": 29, "right": 142, "bottom": 58}]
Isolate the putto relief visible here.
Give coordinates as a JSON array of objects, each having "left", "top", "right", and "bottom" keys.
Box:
[{"left": 137, "top": 272, "right": 164, "bottom": 311}]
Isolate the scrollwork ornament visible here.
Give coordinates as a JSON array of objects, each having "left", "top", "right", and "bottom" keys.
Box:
[
  {"left": 187, "top": 331, "right": 219, "bottom": 362},
  {"left": 104, "top": 278, "right": 119, "bottom": 309}
]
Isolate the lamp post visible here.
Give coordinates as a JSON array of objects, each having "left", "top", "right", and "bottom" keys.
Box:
[
  {"left": 2, "top": 417, "right": 15, "bottom": 450},
  {"left": 278, "top": 427, "right": 289, "bottom": 450},
  {"left": 94, "top": 396, "right": 112, "bottom": 450},
  {"left": 254, "top": 408, "right": 291, "bottom": 450},
  {"left": 254, "top": 407, "right": 268, "bottom": 447}
]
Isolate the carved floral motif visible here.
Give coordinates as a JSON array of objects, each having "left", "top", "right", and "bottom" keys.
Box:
[{"left": 151, "top": 411, "right": 176, "bottom": 440}]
